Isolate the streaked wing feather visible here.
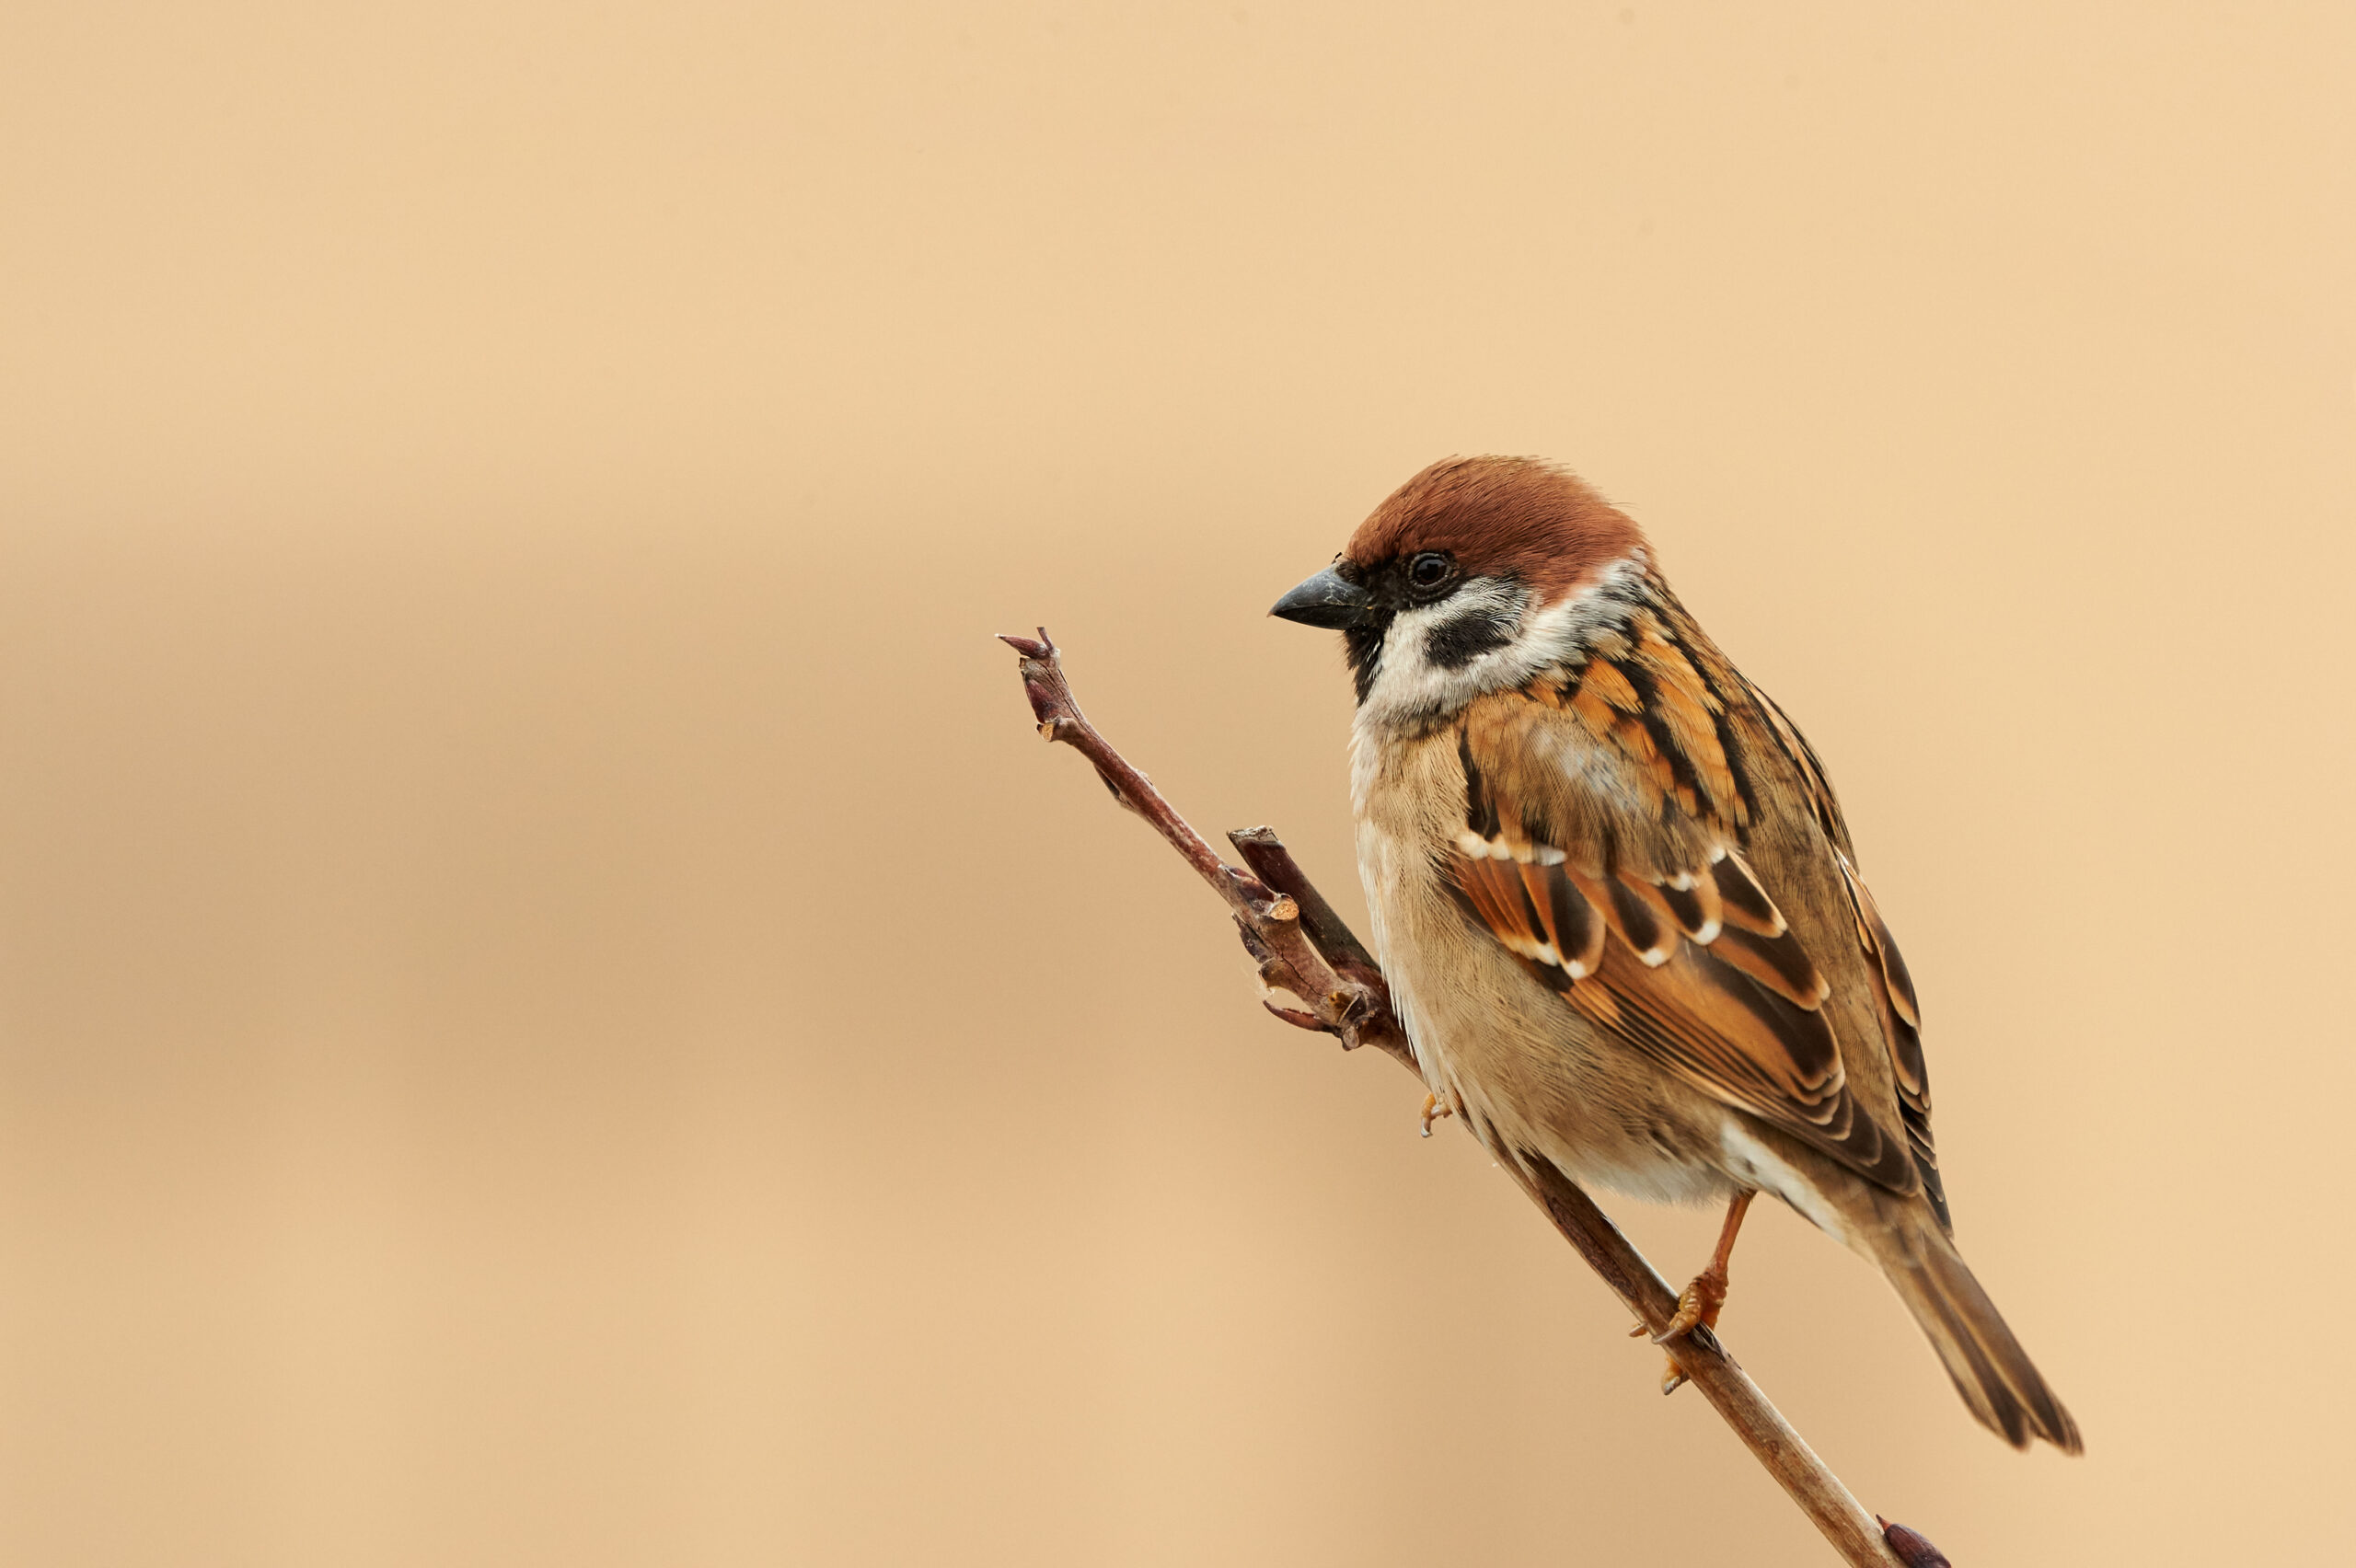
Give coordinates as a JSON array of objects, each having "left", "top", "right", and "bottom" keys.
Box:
[
  {"left": 1449, "top": 661, "right": 1921, "bottom": 1195},
  {"left": 1841, "top": 857, "right": 1948, "bottom": 1227}
]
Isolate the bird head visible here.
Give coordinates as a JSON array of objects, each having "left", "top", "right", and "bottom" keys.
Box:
[{"left": 1273, "top": 456, "right": 1649, "bottom": 726}]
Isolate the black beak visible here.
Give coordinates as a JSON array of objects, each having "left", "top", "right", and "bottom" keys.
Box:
[{"left": 1270, "top": 566, "right": 1376, "bottom": 629}]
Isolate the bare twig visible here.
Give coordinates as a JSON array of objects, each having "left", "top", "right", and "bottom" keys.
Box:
[
  {"left": 1001, "top": 629, "right": 1946, "bottom": 1568},
  {"left": 999, "top": 629, "right": 1397, "bottom": 1057}
]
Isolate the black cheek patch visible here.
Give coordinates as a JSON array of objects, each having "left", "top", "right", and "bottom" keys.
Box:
[{"left": 1425, "top": 605, "right": 1517, "bottom": 669}]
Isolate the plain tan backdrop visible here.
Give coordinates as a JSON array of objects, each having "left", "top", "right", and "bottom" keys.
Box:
[{"left": 3, "top": 3, "right": 2350, "bottom": 1564}]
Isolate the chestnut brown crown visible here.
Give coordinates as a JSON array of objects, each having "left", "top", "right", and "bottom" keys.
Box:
[{"left": 1344, "top": 455, "right": 1646, "bottom": 605}]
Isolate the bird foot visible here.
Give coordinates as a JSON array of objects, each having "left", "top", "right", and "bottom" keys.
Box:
[
  {"left": 1417, "top": 1092, "right": 1455, "bottom": 1137},
  {"left": 1653, "top": 1269, "right": 1728, "bottom": 1344},
  {"left": 1639, "top": 1190, "right": 1752, "bottom": 1397},
  {"left": 1646, "top": 1268, "right": 1730, "bottom": 1396}
]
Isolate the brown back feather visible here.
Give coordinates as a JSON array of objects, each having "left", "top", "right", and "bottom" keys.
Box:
[{"left": 1444, "top": 574, "right": 1937, "bottom": 1198}]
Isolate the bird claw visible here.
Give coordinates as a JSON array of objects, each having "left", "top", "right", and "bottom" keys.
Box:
[
  {"left": 1647, "top": 1269, "right": 1730, "bottom": 1396},
  {"left": 1417, "top": 1091, "right": 1456, "bottom": 1137},
  {"left": 1651, "top": 1271, "right": 1728, "bottom": 1345}
]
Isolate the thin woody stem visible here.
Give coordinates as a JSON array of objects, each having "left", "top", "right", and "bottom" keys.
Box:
[
  {"left": 999, "top": 630, "right": 1396, "bottom": 1055},
  {"left": 999, "top": 629, "right": 1929, "bottom": 1568},
  {"left": 1003, "top": 629, "right": 1268, "bottom": 903}
]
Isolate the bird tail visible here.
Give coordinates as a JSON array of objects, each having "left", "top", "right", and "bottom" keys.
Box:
[{"left": 1870, "top": 1215, "right": 2084, "bottom": 1454}]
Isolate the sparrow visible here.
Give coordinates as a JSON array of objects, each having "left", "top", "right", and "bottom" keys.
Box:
[{"left": 1271, "top": 455, "right": 2081, "bottom": 1452}]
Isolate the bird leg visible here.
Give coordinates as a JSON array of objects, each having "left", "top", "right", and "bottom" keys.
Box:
[
  {"left": 1417, "top": 1091, "right": 1456, "bottom": 1137},
  {"left": 1643, "top": 1189, "right": 1755, "bottom": 1395}
]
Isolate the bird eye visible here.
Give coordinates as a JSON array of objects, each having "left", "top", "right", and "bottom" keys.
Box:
[{"left": 1407, "top": 552, "right": 1455, "bottom": 593}]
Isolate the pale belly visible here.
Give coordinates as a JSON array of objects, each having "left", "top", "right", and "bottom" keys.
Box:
[{"left": 1353, "top": 795, "right": 1735, "bottom": 1208}]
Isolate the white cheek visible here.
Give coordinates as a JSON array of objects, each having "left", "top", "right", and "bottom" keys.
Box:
[
  {"left": 1354, "top": 552, "right": 1650, "bottom": 732},
  {"left": 1357, "top": 589, "right": 1524, "bottom": 723}
]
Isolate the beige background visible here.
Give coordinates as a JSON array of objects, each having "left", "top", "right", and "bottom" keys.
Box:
[{"left": 2, "top": 3, "right": 2350, "bottom": 1563}]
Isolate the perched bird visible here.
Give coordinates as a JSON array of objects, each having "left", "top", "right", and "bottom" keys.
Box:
[{"left": 1271, "top": 455, "right": 2081, "bottom": 1452}]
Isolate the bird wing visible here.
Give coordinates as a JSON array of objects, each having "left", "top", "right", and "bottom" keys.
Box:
[{"left": 1442, "top": 609, "right": 1928, "bottom": 1198}]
